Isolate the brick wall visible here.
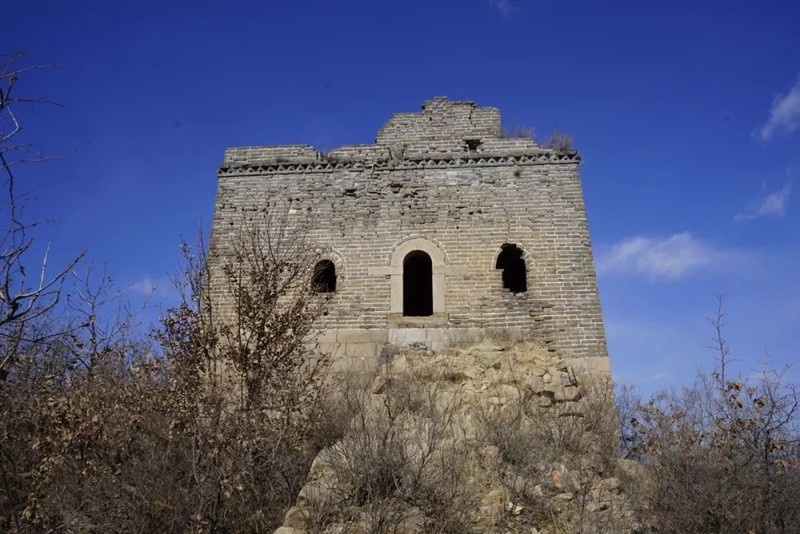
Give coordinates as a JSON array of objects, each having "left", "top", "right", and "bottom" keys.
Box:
[{"left": 211, "top": 98, "right": 610, "bottom": 375}]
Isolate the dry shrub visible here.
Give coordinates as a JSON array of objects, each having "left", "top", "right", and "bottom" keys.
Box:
[
  {"left": 626, "top": 372, "right": 800, "bottom": 533},
  {"left": 502, "top": 125, "right": 536, "bottom": 140},
  {"left": 622, "top": 298, "right": 800, "bottom": 533},
  {"left": 476, "top": 378, "right": 627, "bottom": 533},
  {"left": 0, "top": 216, "right": 342, "bottom": 532},
  {"left": 545, "top": 131, "right": 574, "bottom": 151},
  {"left": 310, "top": 359, "right": 473, "bottom": 533}
]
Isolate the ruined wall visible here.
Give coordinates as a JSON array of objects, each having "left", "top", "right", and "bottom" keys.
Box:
[{"left": 211, "top": 97, "right": 609, "bottom": 376}]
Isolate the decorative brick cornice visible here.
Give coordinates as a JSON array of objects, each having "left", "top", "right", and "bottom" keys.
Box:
[{"left": 218, "top": 152, "right": 580, "bottom": 177}]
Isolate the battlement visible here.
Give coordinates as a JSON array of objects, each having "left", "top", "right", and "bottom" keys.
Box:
[
  {"left": 223, "top": 145, "right": 322, "bottom": 166},
  {"left": 220, "top": 97, "right": 575, "bottom": 172}
]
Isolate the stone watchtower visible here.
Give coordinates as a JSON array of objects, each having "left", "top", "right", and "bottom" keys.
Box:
[{"left": 212, "top": 97, "right": 610, "bottom": 376}]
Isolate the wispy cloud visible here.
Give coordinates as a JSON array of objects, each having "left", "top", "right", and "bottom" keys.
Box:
[
  {"left": 129, "top": 277, "right": 158, "bottom": 297},
  {"left": 597, "top": 232, "right": 739, "bottom": 279},
  {"left": 756, "top": 76, "right": 800, "bottom": 141},
  {"left": 128, "top": 276, "right": 178, "bottom": 300},
  {"left": 488, "top": 0, "right": 517, "bottom": 17},
  {"left": 735, "top": 181, "right": 792, "bottom": 221}
]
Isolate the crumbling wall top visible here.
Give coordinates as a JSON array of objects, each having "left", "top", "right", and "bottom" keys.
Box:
[
  {"left": 223, "top": 145, "right": 321, "bottom": 166},
  {"left": 376, "top": 97, "right": 502, "bottom": 144},
  {"left": 218, "top": 98, "right": 573, "bottom": 171}
]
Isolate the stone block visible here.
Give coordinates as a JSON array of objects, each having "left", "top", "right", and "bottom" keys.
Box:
[
  {"left": 425, "top": 328, "right": 451, "bottom": 342},
  {"left": 336, "top": 328, "right": 388, "bottom": 343},
  {"left": 442, "top": 328, "right": 484, "bottom": 345},
  {"left": 583, "top": 356, "right": 611, "bottom": 375},
  {"left": 553, "top": 386, "right": 581, "bottom": 402},
  {"left": 388, "top": 328, "right": 427, "bottom": 345},
  {"left": 316, "top": 330, "right": 339, "bottom": 344}
]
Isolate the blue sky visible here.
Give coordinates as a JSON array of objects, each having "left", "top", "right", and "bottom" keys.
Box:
[{"left": 4, "top": 0, "right": 799, "bottom": 388}]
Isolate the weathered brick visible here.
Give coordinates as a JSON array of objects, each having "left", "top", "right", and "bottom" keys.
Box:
[{"left": 210, "top": 97, "right": 609, "bottom": 372}]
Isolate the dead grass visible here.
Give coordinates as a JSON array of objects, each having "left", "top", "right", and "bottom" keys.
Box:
[
  {"left": 304, "top": 359, "right": 474, "bottom": 533},
  {"left": 502, "top": 125, "right": 536, "bottom": 140},
  {"left": 545, "top": 131, "right": 574, "bottom": 151}
]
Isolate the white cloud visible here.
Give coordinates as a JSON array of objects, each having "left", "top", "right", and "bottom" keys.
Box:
[
  {"left": 130, "top": 276, "right": 176, "bottom": 297},
  {"left": 488, "top": 0, "right": 516, "bottom": 17},
  {"left": 128, "top": 276, "right": 182, "bottom": 306},
  {"left": 129, "top": 277, "right": 157, "bottom": 297},
  {"left": 735, "top": 182, "right": 792, "bottom": 221},
  {"left": 597, "top": 232, "right": 737, "bottom": 279},
  {"left": 756, "top": 76, "right": 800, "bottom": 141}
]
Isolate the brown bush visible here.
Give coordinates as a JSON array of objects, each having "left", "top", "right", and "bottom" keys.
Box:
[
  {"left": 307, "top": 360, "right": 473, "bottom": 533},
  {"left": 0, "top": 218, "right": 341, "bottom": 532},
  {"left": 502, "top": 124, "right": 536, "bottom": 140},
  {"left": 622, "top": 298, "right": 800, "bottom": 533},
  {"left": 476, "top": 378, "right": 627, "bottom": 533},
  {"left": 545, "top": 131, "right": 574, "bottom": 151}
]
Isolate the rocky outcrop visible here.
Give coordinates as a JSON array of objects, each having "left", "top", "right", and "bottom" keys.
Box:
[{"left": 274, "top": 342, "right": 640, "bottom": 533}]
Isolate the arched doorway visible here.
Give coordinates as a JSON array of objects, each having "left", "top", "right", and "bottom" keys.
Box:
[{"left": 403, "top": 250, "right": 433, "bottom": 316}]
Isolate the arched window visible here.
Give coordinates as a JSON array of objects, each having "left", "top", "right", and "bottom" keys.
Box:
[
  {"left": 403, "top": 250, "right": 433, "bottom": 316},
  {"left": 311, "top": 260, "right": 336, "bottom": 293},
  {"left": 496, "top": 244, "right": 527, "bottom": 293}
]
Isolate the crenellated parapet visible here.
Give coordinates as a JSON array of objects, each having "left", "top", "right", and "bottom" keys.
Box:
[{"left": 220, "top": 97, "right": 577, "bottom": 175}]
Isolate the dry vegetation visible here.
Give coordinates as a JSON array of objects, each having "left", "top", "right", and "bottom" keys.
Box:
[
  {"left": 0, "top": 220, "right": 345, "bottom": 532},
  {"left": 281, "top": 346, "right": 634, "bottom": 534},
  {"left": 616, "top": 298, "right": 800, "bottom": 534},
  {"left": 545, "top": 131, "right": 574, "bottom": 152},
  {"left": 1, "top": 53, "right": 344, "bottom": 531},
  {"left": 313, "top": 358, "right": 476, "bottom": 533},
  {"left": 502, "top": 124, "right": 536, "bottom": 141},
  {"left": 500, "top": 124, "right": 575, "bottom": 153}
]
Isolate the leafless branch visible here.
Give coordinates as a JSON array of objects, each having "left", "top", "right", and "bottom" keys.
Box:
[{"left": 0, "top": 52, "right": 84, "bottom": 379}]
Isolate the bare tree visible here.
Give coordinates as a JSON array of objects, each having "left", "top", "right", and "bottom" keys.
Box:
[
  {"left": 149, "top": 215, "right": 339, "bottom": 531},
  {"left": 0, "top": 52, "right": 341, "bottom": 532},
  {"left": 0, "top": 51, "right": 84, "bottom": 380}
]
